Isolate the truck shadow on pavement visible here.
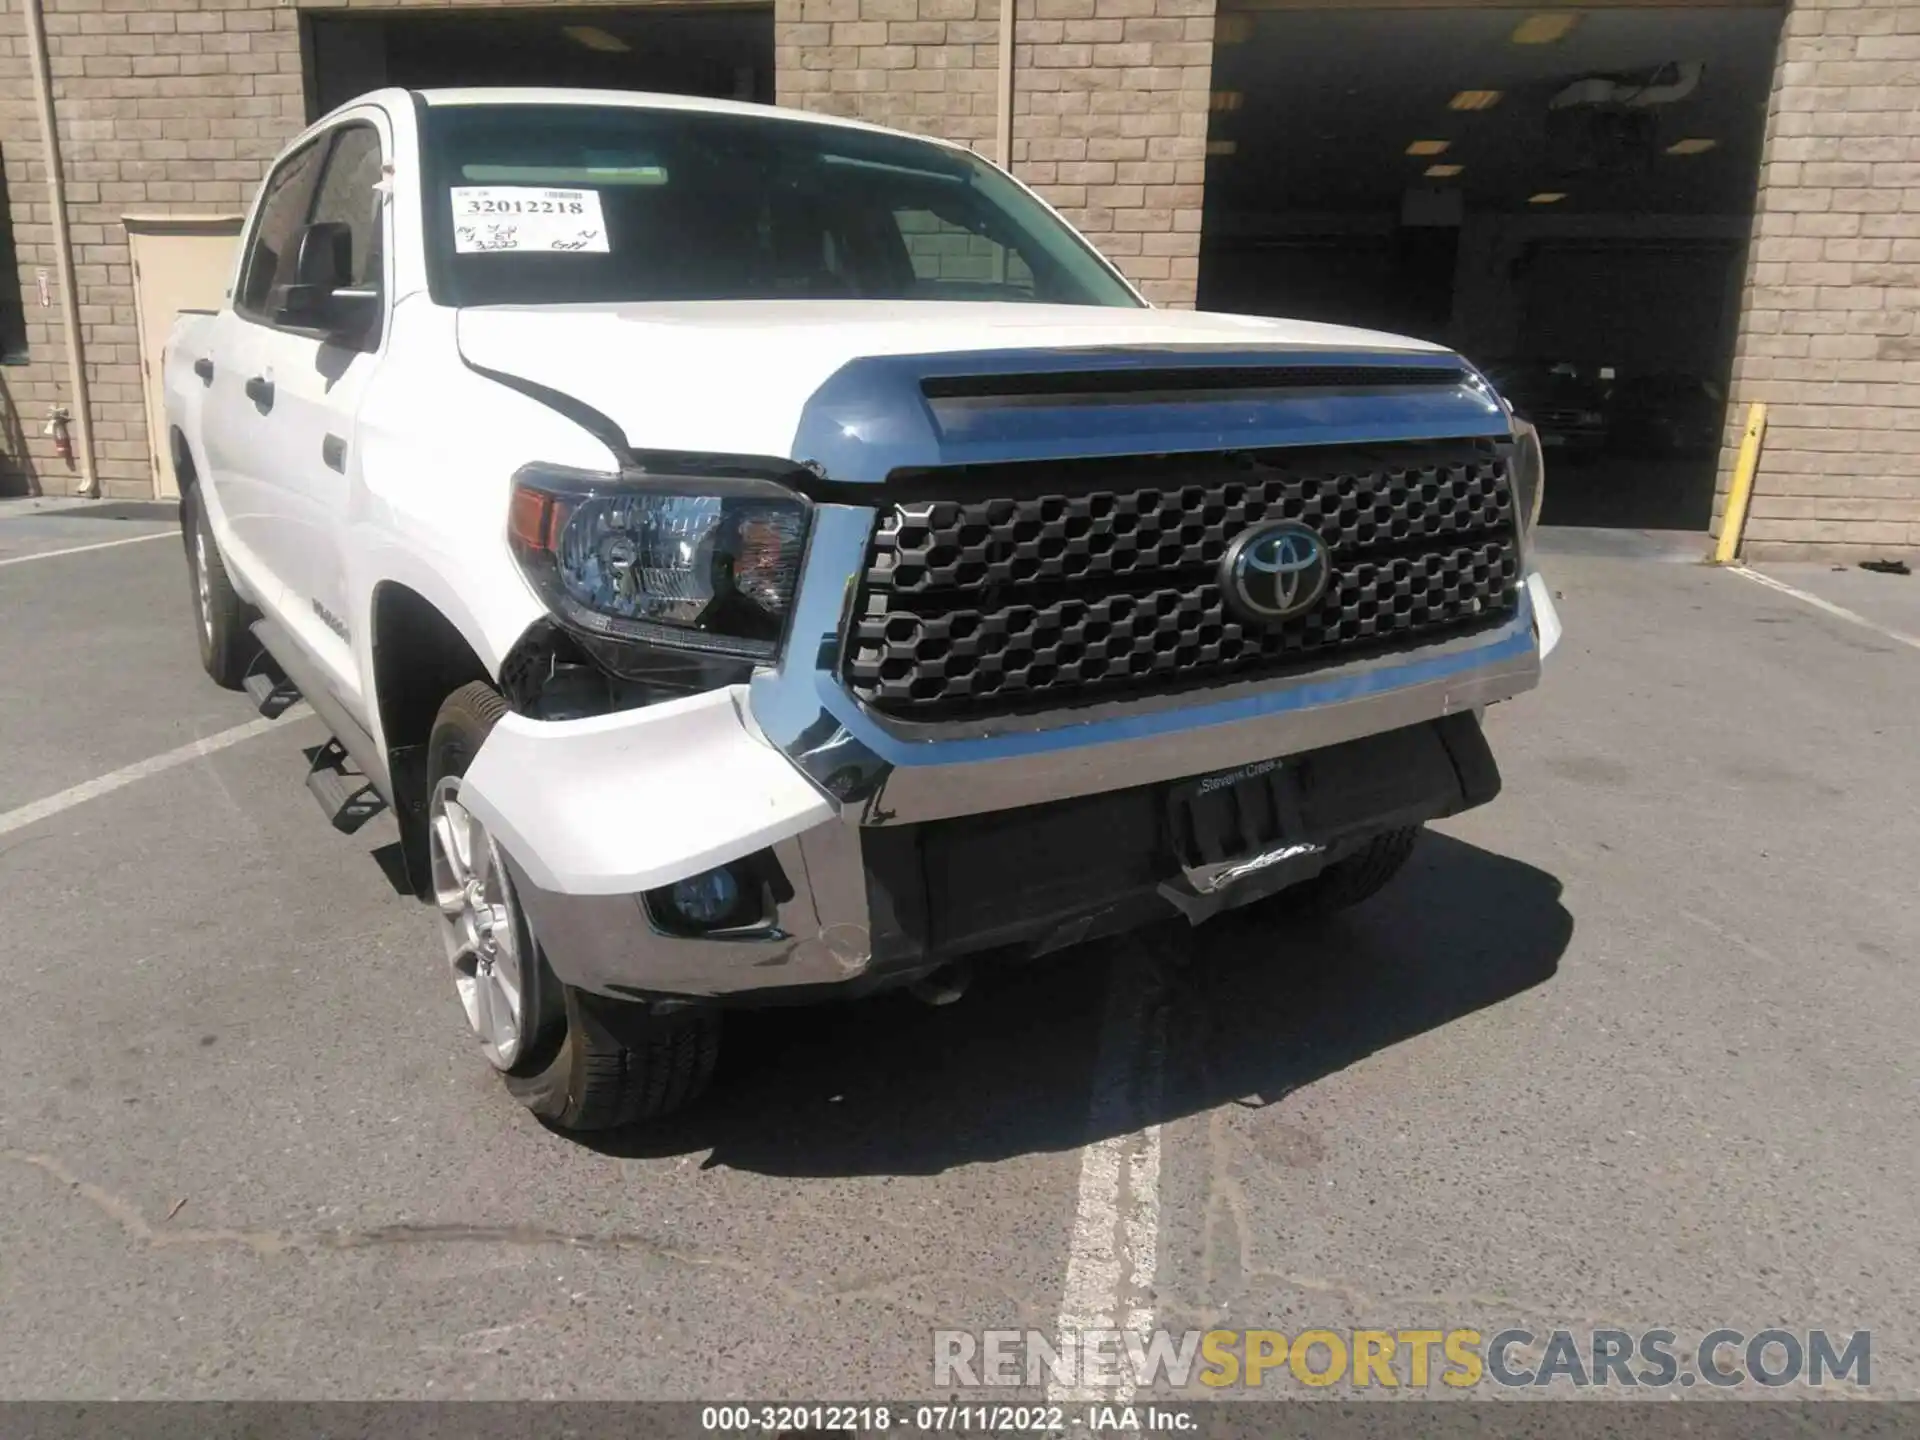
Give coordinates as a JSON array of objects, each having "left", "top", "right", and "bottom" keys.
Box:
[{"left": 589, "top": 831, "right": 1571, "bottom": 1176}]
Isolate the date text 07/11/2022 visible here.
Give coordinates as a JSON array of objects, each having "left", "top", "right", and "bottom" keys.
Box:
[{"left": 698, "top": 1403, "right": 1195, "bottom": 1432}]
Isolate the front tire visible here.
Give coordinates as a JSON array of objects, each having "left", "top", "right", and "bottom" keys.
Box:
[
  {"left": 425, "top": 681, "right": 720, "bottom": 1132},
  {"left": 182, "top": 485, "right": 255, "bottom": 688},
  {"left": 1276, "top": 826, "right": 1420, "bottom": 917},
  {"left": 504, "top": 989, "right": 721, "bottom": 1133}
]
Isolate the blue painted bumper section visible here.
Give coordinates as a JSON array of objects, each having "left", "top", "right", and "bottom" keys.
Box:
[{"left": 803, "top": 590, "right": 1538, "bottom": 773}]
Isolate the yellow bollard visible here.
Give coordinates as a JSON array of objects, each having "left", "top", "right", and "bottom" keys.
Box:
[{"left": 1712, "top": 401, "right": 1769, "bottom": 565}]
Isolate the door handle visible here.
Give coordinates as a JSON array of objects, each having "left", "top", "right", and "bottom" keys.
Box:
[
  {"left": 244, "top": 375, "right": 275, "bottom": 411},
  {"left": 192, "top": 356, "right": 214, "bottom": 385}
]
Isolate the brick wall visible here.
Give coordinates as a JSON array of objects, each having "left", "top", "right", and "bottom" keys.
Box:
[
  {"left": 773, "top": 0, "right": 1002, "bottom": 150},
  {"left": 3, "top": 0, "right": 1214, "bottom": 497},
  {"left": 1006, "top": 0, "right": 1210, "bottom": 306},
  {"left": 23, "top": 0, "right": 1916, "bottom": 536},
  {"left": 1, "top": 15, "right": 53, "bottom": 492},
  {"left": 0, "top": 0, "right": 306, "bottom": 497},
  {"left": 773, "top": 0, "right": 1212, "bottom": 306},
  {"left": 1723, "top": 0, "right": 1920, "bottom": 559}
]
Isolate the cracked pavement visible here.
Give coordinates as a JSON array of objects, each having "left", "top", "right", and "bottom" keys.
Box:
[{"left": 2, "top": 507, "right": 1917, "bottom": 1398}]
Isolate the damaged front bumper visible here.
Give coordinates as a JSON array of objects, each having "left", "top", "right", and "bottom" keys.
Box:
[{"left": 458, "top": 504, "right": 1561, "bottom": 1005}]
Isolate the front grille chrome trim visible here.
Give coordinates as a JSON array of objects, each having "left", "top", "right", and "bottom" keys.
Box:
[
  {"left": 844, "top": 443, "right": 1521, "bottom": 720},
  {"left": 746, "top": 504, "right": 1543, "bottom": 827}
]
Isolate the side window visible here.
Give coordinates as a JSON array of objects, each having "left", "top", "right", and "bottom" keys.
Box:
[
  {"left": 307, "top": 125, "right": 387, "bottom": 348},
  {"left": 310, "top": 126, "right": 385, "bottom": 291},
  {"left": 235, "top": 139, "right": 326, "bottom": 322}
]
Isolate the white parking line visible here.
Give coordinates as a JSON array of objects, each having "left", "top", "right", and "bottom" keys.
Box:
[
  {"left": 1048, "top": 939, "right": 1166, "bottom": 1404},
  {"left": 0, "top": 530, "right": 175, "bottom": 569},
  {"left": 0, "top": 708, "right": 310, "bottom": 839},
  {"left": 1730, "top": 565, "right": 1920, "bottom": 654}
]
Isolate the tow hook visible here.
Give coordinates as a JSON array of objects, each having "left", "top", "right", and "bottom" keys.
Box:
[{"left": 908, "top": 962, "right": 971, "bottom": 1006}]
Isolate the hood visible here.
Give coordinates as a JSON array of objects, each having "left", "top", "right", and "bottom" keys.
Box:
[{"left": 456, "top": 300, "right": 1495, "bottom": 480}]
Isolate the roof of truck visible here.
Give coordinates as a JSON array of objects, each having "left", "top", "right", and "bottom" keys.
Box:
[{"left": 409, "top": 87, "right": 958, "bottom": 150}]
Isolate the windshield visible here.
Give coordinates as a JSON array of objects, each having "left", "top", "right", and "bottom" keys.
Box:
[{"left": 418, "top": 102, "right": 1143, "bottom": 310}]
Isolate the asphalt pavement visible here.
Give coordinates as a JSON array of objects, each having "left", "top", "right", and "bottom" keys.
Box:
[{"left": 2, "top": 504, "right": 1917, "bottom": 1401}]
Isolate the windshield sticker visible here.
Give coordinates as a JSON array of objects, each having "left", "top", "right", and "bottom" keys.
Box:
[{"left": 451, "top": 186, "right": 608, "bottom": 254}]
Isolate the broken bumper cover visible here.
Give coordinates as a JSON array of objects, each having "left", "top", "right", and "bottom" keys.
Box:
[{"left": 457, "top": 505, "right": 1561, "bottom": 1003}]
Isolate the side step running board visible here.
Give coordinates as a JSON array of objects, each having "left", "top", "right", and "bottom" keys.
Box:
[
  {"left": 249, "top": 618, "right": 394, "bottom": 812},
  {"left": 305, "top": 737, "right": 386, "bottom": 834},
  {"left": 241, "top": 664, "right": 301, "bottom": 719}
]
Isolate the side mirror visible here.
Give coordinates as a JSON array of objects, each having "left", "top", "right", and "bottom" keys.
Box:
[
  {"left": 296, "top": 220, "right": 353, "bottom": 288},
  {"left": 270, "top": 221, "right": 377, "bottom": 340}
]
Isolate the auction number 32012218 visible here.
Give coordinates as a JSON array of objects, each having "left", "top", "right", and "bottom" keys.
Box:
[
  {"left": 700, "top": 1405, "right": 1088, "bottom": 1432},
  {"left": 459, "top": 196, "right": 587, "bottom": 216}
]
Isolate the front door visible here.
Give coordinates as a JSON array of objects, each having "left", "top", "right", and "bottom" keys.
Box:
[
  {"left": 219, "top": 116, "right": 391, "bottom": 704},
  {"left": 246, "top": 118, "right": 391, "bottom": 703}
]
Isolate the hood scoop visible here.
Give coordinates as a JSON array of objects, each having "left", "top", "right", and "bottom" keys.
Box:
[{"left": 919, "top": 361, "right": 1468, "bottom": 401}]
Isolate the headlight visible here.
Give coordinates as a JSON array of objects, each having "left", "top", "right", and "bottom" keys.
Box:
[
  {"left": 1509, "top": 417, "right": 1546, "bottom": 532},
  {"left": 508, "top": 464, "right": 809, "bottom": 661}
]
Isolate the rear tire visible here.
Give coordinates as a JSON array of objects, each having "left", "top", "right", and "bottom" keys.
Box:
[
  {"left": 182, "top": 485, "right": 256, "bottom": 689},
  {"left": 426, "top": 681, "right": 721, "bottom": 1133},
  {"left": 1277, "top": 826, "right": 1420, "bottom": 917}
]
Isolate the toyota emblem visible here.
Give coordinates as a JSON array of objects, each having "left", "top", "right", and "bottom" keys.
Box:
[{"left": 1220, "top": 520, "right": 1332, "bottom": 624}]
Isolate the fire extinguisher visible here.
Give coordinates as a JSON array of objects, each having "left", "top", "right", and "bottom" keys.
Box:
[{"left": 44, "top": 406, "right": 74, "bottom": 465}]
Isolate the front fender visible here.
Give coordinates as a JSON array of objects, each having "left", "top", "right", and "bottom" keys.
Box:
[
  {"left": 345, "top": 300, "right": 618, "bottom": 756},
  {"left": 348, "top": 538, "right": 533, "bottom": 759}
]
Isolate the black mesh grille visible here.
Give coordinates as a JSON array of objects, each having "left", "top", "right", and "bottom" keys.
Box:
[{"left": 845, "top": 442, "right": 1521, "bottom": 719}]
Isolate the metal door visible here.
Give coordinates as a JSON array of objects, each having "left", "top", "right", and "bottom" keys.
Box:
[{"left": 124, "top": 215, "right": 245, "bottom": 499}]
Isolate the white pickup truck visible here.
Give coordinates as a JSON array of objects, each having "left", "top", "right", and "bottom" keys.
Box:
[{"left": 164, "top": 86, "right": 1560, "bottom": 1134}]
